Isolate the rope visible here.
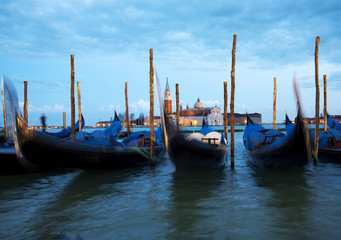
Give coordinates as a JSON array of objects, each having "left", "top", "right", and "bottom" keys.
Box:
[
  {"left": 312, "top": 150, "right": 319, "bottom": 164},
  {"left": 130, "top": 147, "right": 151, "bottom": 160}
]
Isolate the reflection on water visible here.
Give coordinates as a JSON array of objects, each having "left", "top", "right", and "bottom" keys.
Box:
[
  {"left": 250, "top": 168, "right": 311, "bottom": 239},
  {"left": 0, "top": 170, "right": 83, "bottom": 239},
  {"left": 167, "top": 169, "right": 228, "bottom": 239},
  {"left": 1, "top": 132, "right": 341, "bottom": 239}
]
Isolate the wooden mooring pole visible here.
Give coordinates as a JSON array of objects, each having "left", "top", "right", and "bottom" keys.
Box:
[
  {"left": 125, "top": 82, "right": 130, "bottom": 136},
  {"left": 1, "top": 89, "right": 7, "bottom": 142},
  {"left": 63, "top": 112, "right": 66, "bottom": 130},
  {"left": 223, "top": 81, "right": 228, "bottom": 145},
  {"left": 176, "top": 83, "right": 180, "bottom": 132},
  {"left": 314, "top": 36, "right": 320, "bottom": 164},
  {"left": 24, "top": 81, "right": 28, "bottom": 124},
  {"left": 230, "top": 34, "right": 237, "bottom": 169},
  {"left": 77, "top": 82, "right": 82, "bottom": 132},
  {"left": 323, "top": 75, "right": 327, "bottom": 132},
  {"left": 149, "top": 48, "right": 155, "bottom": 167},
  {"left": 273, "top": 77, "right": 277, "bottom": 130},
  {"left": 70, "top": 54, "right": 75, "bottom": 142}
]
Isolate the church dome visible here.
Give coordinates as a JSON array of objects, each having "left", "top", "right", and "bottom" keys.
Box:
[{"left": 194, "top": 98, "right": 204, "bottom": 109}]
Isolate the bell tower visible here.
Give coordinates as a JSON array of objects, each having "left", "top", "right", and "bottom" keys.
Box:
[{"left": 164, "top": 78, "right": 172, "bottom": 115}]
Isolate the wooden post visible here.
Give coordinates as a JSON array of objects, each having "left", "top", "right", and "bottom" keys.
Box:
[
  {"left": 149, "top": 48, "right": 155, "bottom": 167},
  {"left": 230, "top": 34, "right": 237, "bottom": 169},
  {"left": 224, "top": 81, "right": 228, "bottom": 144},
  {"left": 63, "top": 112, "right": 66, "bottom": 130},
  {"left": 24, "top": 81, "right": 28, "bottom": 124},
  {"left": 2, "top": 90, "right": 7, "bottom": 142},
  {"left": 273, "top": 77, "right": 277, "bottom": 130},
  {"left": 323, "top": 75, "right": 327, "bottom": 131},
  {"left": 70, "top": 54, "right": 75, "bottom": 142},
  {"left": 314, "top": 36, "right": 320, "bottom": 164},
  {"left": 77, "top": 82, "right": 82, "bottom": 132},
  {"left": 125, "top": 82, "right": 130, "bottom": 136},
  {"left": 176, "top": 83, "right": 179, "bottom": 132}
]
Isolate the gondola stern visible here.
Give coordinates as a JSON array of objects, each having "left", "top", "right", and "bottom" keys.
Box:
[
  {"left": 220, "top": 132, "right": 227, "bottom": 146},
  {"left": 246, "top": 112, "right": 254, "bottom": 126},
  {"left": 114, "top": 111, "right": 119, "bottom": 121},
  {"left": 285, "top": 113, "right": 291, "bottom": 125},
  {"left": 293, "top": 74, "right": 312, "bottom": 165}
]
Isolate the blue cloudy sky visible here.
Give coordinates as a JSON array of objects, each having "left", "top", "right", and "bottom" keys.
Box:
[{"left": 0, "top": 0, "right": 340, "bottom": 126}]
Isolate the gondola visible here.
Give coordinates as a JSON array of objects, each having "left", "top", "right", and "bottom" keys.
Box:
[
  {"left": 0, "top": 142, "right": 26, "bottom": 174},
  {"left": 319, "top": 144, "right": 341, "bottom": 160},
  {"left": 165, "top": 121, "right": 227, "bottom": 169},
  {"left": 310, "top": 116, "right": 341, "bottom": 161},
  {"left": 48, "top": 114, "right": 85, "bottom": 138},
  {"left": 3, "top": 75, "right": 165, "bottom": 172},
  {"left": 327, "top": 115, "right": 341, "bottom": 131},
  {"left": 243, "top": 76, "right": 311, "bottom": 168},
  {"left": 15, "top": 114, "right": 165, "bottom": 170},
  {"left": 74, "top": 111, "right": 122, "bottom": 145},
  {"left": 243, "top": 110, "right": 311, "bottom": 168},
  {"left": 1, "top": 76, "right": 28, "bottom": 174},
  {"left": 154, "top": 71, "right": 227, "bottom": 169}
]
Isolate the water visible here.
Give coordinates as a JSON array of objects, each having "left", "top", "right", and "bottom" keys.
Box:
[{"left": 1, "top": 132, "right": 341, "bottom": 239}]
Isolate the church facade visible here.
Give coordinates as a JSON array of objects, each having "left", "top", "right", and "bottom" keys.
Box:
[
  {"left": 164, "top": 80, "right": 223, "bottom": 126},
  {"left": 164, "top": 79, "right": 262, "bottom": 126},
  {"left": 173, "top": 98, "right": 223, "bottom": 126}
]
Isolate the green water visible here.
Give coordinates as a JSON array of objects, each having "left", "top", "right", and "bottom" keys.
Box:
[{"left": 0, "top": 132, "right": 340, "bottom": 239}]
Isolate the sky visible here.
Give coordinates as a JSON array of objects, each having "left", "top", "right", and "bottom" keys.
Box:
[{"left": 0, "top": 0, "right": 340, "bottom": 126}]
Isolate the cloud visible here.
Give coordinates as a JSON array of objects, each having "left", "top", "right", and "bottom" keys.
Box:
[
  {"left": 99, "top": 104, "right": 122, "bottom": 112},
  {"left": 18, "top": 102, "right": 70, "bottom": 113},
  {"left": 2, "top": 0, "right": 340, "bottom": 68},
  {"left": 265, "top": 105, "right": 272, "bottom": 110},
  {"left": 202, "top": 99, "right": 219, "bottom": 108},
  {"left": 327, "top": 72, "right": 341, "bottom": 90},
  {"left": 54, "top": 104, "right": 67, "bottom": 112},
  {"left": 129, "top": 99, "right": 149, "bottom": 114},
  {"left": 293, "top": 61, "right": 341, "bottom": 90},
  {"left": 164, "top": 31, "right": 191, "bottom": 41},
  {"left": 97, "top": 100, "right": 149, "bottom": 115},
  {"left": 123, "top": 7, "right": 144, "bottom": 18},
  {"left": 1, "top": 0, "right": 341, "bottom": 125},
  {"left": 236, "top": 103, "right": 253, "bottom": 112},
  {"left": 100, "top": 25, "right": 118, "bottom": 34}
]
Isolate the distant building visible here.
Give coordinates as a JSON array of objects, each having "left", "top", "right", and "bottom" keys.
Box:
[
  {"left": 94, "top": 121, "right": 112, "bottom": 128},
  {"left": 304, "top": 114, "right": 341, "bottom": 125},
  {"left": 234, "top": 113, "right": 262, "bottom": 125},
  {"left": 144, "top": 116, "right": 161, "bottom": 126},
  {"left": 173, "top": 98, "right": 223, "bottom": 126},
  {"left": 166, "top": 79, "right": 261, "bottom": 126},
  {"left": 168, "top": 99, "right": 261, "bottom": 126},
  {"left": 304, "top": 117, "right": 322, "bottom": 125},
  {"left": 143, "top": 79, "right": 262, "bottom": 126}
]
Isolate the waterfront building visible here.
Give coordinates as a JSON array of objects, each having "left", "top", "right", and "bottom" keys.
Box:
[
  {"left": 143, "top": 116, "right": 161, "bottom": 127},
  {"left": 142, "top": 79, "right": 262, "bottom": 126},
  {"left": 164, "top": 80, "right": 261, "bottom": 126},
  {"left": 174, "top": 98, "right": 223, "bottom": 126},
  {"left": 94, "top": 121, "right": 112, "bottom": 128},
  {"left": 304, "top": 114, "right": 341, "bottom": 125}
]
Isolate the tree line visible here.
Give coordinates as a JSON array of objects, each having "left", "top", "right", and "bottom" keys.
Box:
[{"left": 118, "top": 112, "right": 145, "bottom": 126}]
